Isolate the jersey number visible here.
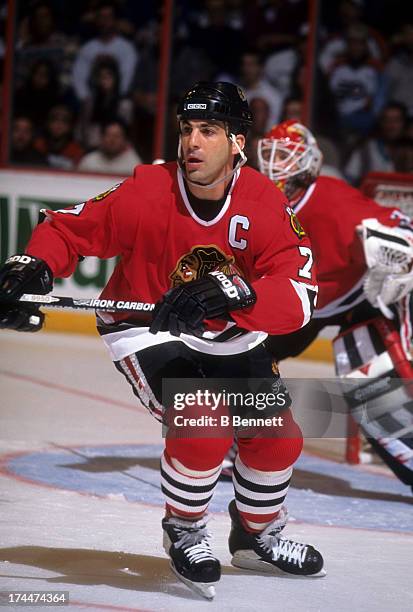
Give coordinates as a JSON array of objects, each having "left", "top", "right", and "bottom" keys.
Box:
[
  {"left": 298, "top": 246, "right": 313, "bottom": 279},
  {"left": 55, "top": 202, "right": 86, "bottom": 215}
]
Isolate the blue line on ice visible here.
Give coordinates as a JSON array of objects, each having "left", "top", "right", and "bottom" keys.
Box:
[{"left": 4, "top": 444, "right": 412, "bottom": 532}]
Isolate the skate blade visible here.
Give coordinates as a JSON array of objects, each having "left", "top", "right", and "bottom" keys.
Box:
[
  {"left": 231, "top": 552, "right": 326, "bottom": 578},
  {"left": 169, "top": 561, "right": 217, "bottom": 600}
]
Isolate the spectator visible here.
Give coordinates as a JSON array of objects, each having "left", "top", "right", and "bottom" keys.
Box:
[
  {"left": 263, "top": 23, "right": 310, "bottom": 102},
  {"left": 17, "top": 1, "right": 66, "bottom": 49},
  {"left": 328, "top": 23, "right": 387, "bottom": 144},
  {"left": 132, "top": 15, "right": 213, "bottom": 162},
  {"left": 344, "top": 102, "right": 408, "bottom": 185},
  {"left": 225, "top": 0, "right": 246, "bottom": 31},
  {"left": 317, "top": 137, "right": 343, "bottom": 179},
  {"left": 15, "top": 1, "right": 76, "bottom": 90},
  {"left": 281, "top": 96, "right": 303, "bottom": 121},
  {"left": 10, "top": 116, "right": 47, "bottom": 166},
  {"left": 385, "top": 24, "right": 413, "bottom": 117},
  {"left": 129, "top": 13, "right": 162, "bottom": 163},
  {"left": 188, "top": 0, "right": 246, "bottom": 79},
  {"left": 264, "top": 43, "right": 300, "bottom": 102},
  {"left": 276, "top": 31, "right": 339, "bottom": 139},
  {"left": 319, "top": 1, "right": 387, "bottom": 75},
  {"left": 14, "top": 58, "right": 63, "bottom": 128},
  {"left": 80, "top": 57, "right": 133, "bottom": 149},
  {"left": 35, "top": 105, "right": 84, "bottom": 170},
  {"left": 245, "top": 97, "right": 270, "bottom": 169},
  {"left": 392, "top": 138, "right": 413, "bottom": 173},
  {"left": 77, "top": 120, "right": 142, "bottom": 175},
  {"left": 72, "top": 1, "right": 138, "bottom": 103},
  {"left": 244, "top": 0, "right": 306, "bottom": 56},
  {"left": 249, "top": 96, "right": 271, "bottom": 136},
  {"left": 240, "top": 50, "right": 282, "bottom": 130}
]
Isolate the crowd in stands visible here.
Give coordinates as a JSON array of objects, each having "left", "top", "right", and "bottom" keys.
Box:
[{"left": 0, "top": 0, "right": 412, "bottom": 183}]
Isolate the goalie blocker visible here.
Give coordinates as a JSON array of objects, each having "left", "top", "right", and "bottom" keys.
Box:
[{"left": 333, "top": 317, "right": 413, "bottom": 488}]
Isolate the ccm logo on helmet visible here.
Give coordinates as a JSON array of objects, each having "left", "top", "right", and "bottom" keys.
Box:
[
  {"left": 6, "top": 255, "right": 34, "bottom": 265},
  {"left": 186, "top": 103, "right": 207, "bottom": 109}
]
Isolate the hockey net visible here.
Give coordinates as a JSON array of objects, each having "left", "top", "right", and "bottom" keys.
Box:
[{"left": 361, "top": 171, "right": 413, "bottom": 217}]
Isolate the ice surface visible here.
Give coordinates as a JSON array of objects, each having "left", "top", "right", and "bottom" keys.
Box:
[{"left": 1, "top": 332, "right": 412, "bottom": 611}]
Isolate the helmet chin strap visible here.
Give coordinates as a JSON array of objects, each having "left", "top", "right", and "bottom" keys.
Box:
[{"left": 178, "top": 134, "right": 247, "bottom": 190}]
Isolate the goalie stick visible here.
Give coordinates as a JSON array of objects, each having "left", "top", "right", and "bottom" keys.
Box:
[{"left": 9, "top": 293, "right": 156, "bottom": 313}]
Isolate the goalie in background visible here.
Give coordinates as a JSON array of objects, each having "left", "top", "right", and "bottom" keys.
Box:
[
  {"left": 263, "top": 120, "right": 413, "bottom": 489},
  {"left": 224, "top": 119, "right": 413, "bottom": 491}
]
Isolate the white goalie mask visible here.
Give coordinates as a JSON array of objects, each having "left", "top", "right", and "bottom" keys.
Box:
[{"left": 257, "top": 120, "right": 323, "bottom": 200}]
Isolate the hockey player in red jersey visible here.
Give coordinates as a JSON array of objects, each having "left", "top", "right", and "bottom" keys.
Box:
[
  {"left": 0, "top": 84, "right": 324, "bottom": 599},
  {"left": 224, "top": 119, "right": 413, "bottom": 490}
]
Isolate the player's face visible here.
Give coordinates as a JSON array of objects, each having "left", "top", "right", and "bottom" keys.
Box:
[
  {"left": 261, "top": 143, "right": 300, "bottom": 172},
  {"left": 180, "top": 120, "right": 242, "bottom": 189}
]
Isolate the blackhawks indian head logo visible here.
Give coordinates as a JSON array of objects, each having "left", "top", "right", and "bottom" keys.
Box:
[
  {"left": 286, "top": 206, "right": 306, "bottom": 239},
  {"left": 170, "top": 245, "right": 241, "bottom": 287}
]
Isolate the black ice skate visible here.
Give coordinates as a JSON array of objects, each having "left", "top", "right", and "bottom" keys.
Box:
[
  {"left": 162, "top": 514, "right": 221, "bottom": 599},
  {"left": 228, "top": 500, "right": 326, "bottom": 577}
]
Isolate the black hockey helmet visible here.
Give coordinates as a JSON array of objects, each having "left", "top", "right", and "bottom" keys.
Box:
[{"left": 177, "top": 81, "right": 253, "bottom": 136}]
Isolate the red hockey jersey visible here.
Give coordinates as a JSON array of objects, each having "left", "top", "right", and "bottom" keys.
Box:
[
  {"left": 27, "top": 162, "right": 317, "bottom": 358},
  {"left": 292, "top": 176, "right": 403, "bottom": 318}
]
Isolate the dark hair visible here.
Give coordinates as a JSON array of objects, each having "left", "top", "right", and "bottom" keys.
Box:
[
  {"left": 97, "top": 0, "right": 119, "bottom": 17},
  {"left": 13, "top": 115, "right": 34, "bottom": 126},
  {"left": 381, "top": 101, "right": 408, "bottom": 121},
  {"left": 241, "top": 48, "right": 265, "bottom": 66},
  {"left": 90, "top": 57, "right": 120, "bottom": 93},
  {"left": 102, "top": 118, "right": 129, "bottom": 137}
]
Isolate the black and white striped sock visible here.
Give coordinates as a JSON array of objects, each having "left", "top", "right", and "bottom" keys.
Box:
[
  {"left": 232, "top": 455, "right": 291, "bottom": 532},
  {"left": 161, "top": 451, "right": 221, "bottom": 519}
]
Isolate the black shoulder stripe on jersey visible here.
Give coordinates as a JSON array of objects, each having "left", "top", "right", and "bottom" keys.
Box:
[
  {"left": 212, "top": 326, "right": 249, "bottom": 342},
  {"left": 341, "top": 286, "right": 364, "bottom": 307},
  {"left": 306, "top": 288, "right": 317, "bottom": 316},
  {"left": 367, "top": 227, "right": 410, "bottom": 247},
  {"left": 96, "top": 318, "right": 152, "bottom": 335}
]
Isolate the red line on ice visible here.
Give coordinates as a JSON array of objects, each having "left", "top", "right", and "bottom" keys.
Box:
[{"left": 0, "top": 369, "right": 146, "bottom": 414}]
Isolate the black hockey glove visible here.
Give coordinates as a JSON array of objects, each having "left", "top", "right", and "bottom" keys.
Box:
[
  {"left": 149, "top": 270, "right": 256, "bottom": 337},
  {"left": 0, "top": 303, "right": 45, "bottom": 332},
  {"left": 0, "top": 254, "right": 53, "bottom": 332}
]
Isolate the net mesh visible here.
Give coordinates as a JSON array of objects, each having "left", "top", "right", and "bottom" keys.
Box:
[{"left": 361, "top": 172, "right": 413, "bottom": 218}]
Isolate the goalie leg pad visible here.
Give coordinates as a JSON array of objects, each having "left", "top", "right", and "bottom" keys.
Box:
[{"left": 334, "top": 317, "right": 413, "bottom": 486}]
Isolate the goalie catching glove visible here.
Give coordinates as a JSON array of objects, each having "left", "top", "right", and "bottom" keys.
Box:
[
  {"left": 149, "top": 270, "right": 256, "bottom": 337},
  {"left": 0, "top": 254, "right": 53, "bottom": 332},
  {"left": 359, "top": 219, "right": 413, "bottom": 317}
]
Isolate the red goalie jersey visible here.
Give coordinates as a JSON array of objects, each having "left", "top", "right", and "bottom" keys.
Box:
[
  {"left": 292, "top": 176, "right": 404, "bottom": 319},
  {"left": 26, "top": 162, "right": 317, "bottom": 358}
]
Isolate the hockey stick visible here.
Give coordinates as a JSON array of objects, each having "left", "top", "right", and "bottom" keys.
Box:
[{"left": 13, "top": 293, "right": 155, "bottom": 313}]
